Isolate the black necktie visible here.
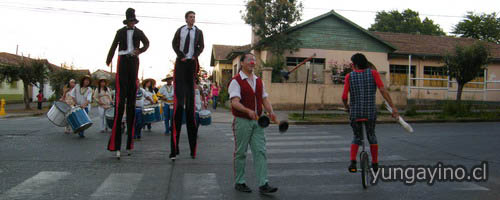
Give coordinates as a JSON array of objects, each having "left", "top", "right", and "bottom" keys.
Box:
[{"left": 183, "top": 28, "right": 192, "bottom": 55}]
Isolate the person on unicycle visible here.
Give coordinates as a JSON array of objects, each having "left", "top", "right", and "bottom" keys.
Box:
[{"left": 342, "top": 53, "right": 399, "bottom": 173}]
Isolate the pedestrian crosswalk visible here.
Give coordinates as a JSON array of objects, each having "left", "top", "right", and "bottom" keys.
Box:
[
  {"left": 0, "top": 124, "right": 493, "bottom": 199},
  {"left": 0, "top": 171, "right": 70, "bottom": 200},
  {"left": 90, "top": 173, "right": 143, "bottom": 200}
]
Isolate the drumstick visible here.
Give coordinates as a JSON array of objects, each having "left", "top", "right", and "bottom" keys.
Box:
[{"left": 384, "top": 101, "right": 414, "bottom": 133}]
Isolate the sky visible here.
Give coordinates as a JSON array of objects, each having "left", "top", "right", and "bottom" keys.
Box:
[{"left": 0, "top": 0, "right": 499, "bottom": 83}]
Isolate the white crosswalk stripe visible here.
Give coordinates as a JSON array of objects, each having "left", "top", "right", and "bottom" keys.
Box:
[
  {"left": 90, "top": 173, "right": 143, "bottom": 200},
  {"left": 267, "top": 155, "right": 407, "bottom": 164},
  {"left": 183, "top": 173, "right": 222, "bottom": 200},
  {"left": 267, "top": 140, "right": 351, "bottom": 146},
  {"left": 0, "top": 171, "right": 70, "bottom": 200},
  {"left": 266, "top": 135, "right": 342, "bottom": 141}
]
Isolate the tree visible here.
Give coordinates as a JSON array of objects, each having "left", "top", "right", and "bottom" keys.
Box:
[
  {"left": 242, "top": 0, "right": 304, "bottom": 82},
  {"left": 453, "top": 12, "right": 500, "bottom": 44},
  {"left": 444, "top": 42, "right": 490, "bottom": 102},
  {"left": 0, "top": 59, "right": 49, "bottom": 109},
  {"left": 49, "top": 68, "right": 81, "bottom": 100},
  {"left": 368, "top": 9, "right": 446, "bottom": 36}
]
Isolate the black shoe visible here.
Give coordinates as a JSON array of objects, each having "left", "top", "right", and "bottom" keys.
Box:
[
  {"left": 348, "top": 160, "right": 357, "bottom": 173},
  {"left": 235, "top": 183, "right": 252, "bottom": 193},
  {"left": 191, "top": 154, "right": 196, "bottom": 159},
  {"left": 169, "top": 154, "right": 176, "bottom": 161},
  {"left": 372, "top": 163, "right": 379, "bottom": 172},
  {"left": 259, "top": 183, "right": 278, "bottom": 193}
]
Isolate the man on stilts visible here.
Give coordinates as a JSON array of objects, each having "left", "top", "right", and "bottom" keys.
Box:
[
  {"left": 170, "top": 10, "right": 204, "bottom": 161},
  {"left": 106, "top": 8, "right": 149, "bottom": 159}
]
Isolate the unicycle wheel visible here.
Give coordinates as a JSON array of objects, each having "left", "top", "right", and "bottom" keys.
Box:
[{"left": 360, "top": 151, "right": 370, "bottom": 189}]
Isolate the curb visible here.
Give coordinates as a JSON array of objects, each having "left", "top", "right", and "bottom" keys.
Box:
[
  {"left": 0, "top": 112, "right": 44, "bottom": 119},
  {"left": 288, "top": 119, "right": 500, "bottom": 125}
]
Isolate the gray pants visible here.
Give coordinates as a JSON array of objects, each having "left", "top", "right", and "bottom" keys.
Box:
[{"left": 350, "top": 120, "right": 377, "bottom": 145}]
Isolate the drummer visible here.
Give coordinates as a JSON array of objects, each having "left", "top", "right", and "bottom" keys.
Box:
[
  {"left": 60, "top": 79, "right": 76, "bottom": 134},
  {"left": 142, "top": 78, "right": 157, "bottom": 132},
  {"left": 194, "top": 78, "right": 206, "bottom": 128},
  {"left": 93, "top": 76, "right": 112, "bottom": 133},
  {"left": 70, "top": 75, "right": 93, "bottom": 138},
  {"left": 135, "top": 79, "right": 154, "bottom": 140},
  {"left": 158, "top": 74, "right": 174, "bottom": 135}
]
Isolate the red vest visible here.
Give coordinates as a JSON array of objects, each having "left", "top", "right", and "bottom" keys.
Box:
[{"left": 231, "top": 74, "right": 263, "bottom": 119}]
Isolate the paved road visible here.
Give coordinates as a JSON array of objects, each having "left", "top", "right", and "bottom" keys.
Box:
[{"left": 0, "top": 112, "right": 499, "bottom": 199}]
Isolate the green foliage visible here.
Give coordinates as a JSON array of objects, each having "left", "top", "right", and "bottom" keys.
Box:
[
  {"left": 404, "top": 106, "right": 418, "bottom": 117},
  {"left": 242, "top": 0, "right": 303, "bottom": 55},
  {"left": 0, "top": 59, "right": 49, "bottom": 109},
  {"left": 261, "top": 56, "right": 286, "bottom": 83},
  {"left": 218, "top": 86, "right": 229, "bottom": 106},
  {"left": 49, "top": 69, "right": 81, "bottom": 100},
  {"left": 368, "top": 9, "right": 446, "bottom": 36},
  {"left": 444, "top": 42, "right": 490, "bottom": 101},
  {"left": 453, "top": 12, "right": 500, "bottom": 44},
  {"left": 441, "top": 101, "right": 473, "bottom": 117}
]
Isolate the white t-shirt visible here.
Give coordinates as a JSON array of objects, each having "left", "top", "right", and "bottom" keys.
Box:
[
  {"left": 135, "top": 88, "right": 151, "bottom": 108},
  {"left": 143, "top": 88, "right": 154, "bottom": 106}
]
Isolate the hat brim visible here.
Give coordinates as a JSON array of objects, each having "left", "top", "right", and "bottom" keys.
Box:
[
  {"left": 162, "top": 77, "right": 174, "bottom": 82},
  {"left": 123, "top": 19, "right": 139, "bottom": 25}
]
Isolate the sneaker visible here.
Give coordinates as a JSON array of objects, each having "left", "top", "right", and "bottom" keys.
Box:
[
  {"left": 235, "top": 183, "right": 252, "bottom": 193},
  {"left": 372, "top": 163, "right": 379, "bottom": 172},
  {"left": 348, "top": 160, "right": 357, "bottom": 173},
  {"left": 116, "top": 151, "right": 121, "bottom": 160},
  {"left": 259, "top": 183, "right": 278, "bottom": 193}
]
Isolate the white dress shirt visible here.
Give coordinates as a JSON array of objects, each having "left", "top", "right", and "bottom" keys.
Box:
[
  {"left": 179, "top": 25, "right": 196, "bottom": 59},
  {"left": 118, "top": 29, "right": 135, "bottom": 55},
  {"left": 228, "top": 71, "right": 268, "bottom": 112}
]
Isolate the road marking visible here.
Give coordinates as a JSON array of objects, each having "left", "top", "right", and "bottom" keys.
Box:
[
  {"left": 183, "top": 173, "right": 222, "bottom": 200},
  {"left": 266, "top": 135, "right": 342, "bottom": 141},
  {"left": 269, "top": 169, "right": 343, "bottom": 177},
  {"left": 267, "top": 140, "right": 350, "bottom": 146},
  {"left": 267, "top": 147, "right": 350, "bottom": 154},
  {"left": 90, "top": 173, "right": 143, "bottom": 200},
  {"left": 267, "top": 155, "right": 407, "bottom": 164},
  {"left": 0, "top": 171, "right": 70, "bottom": 200},
  {"left": 280, "top": 184, "right": 365, "bottom": 194}
]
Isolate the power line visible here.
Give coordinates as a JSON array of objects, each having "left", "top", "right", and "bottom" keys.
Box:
[
  {"left": 38, "top": 0, "right": 467, "bottom": 18},
  {"left": 0, "top": 3, "right": 248, "bottom": 25}
]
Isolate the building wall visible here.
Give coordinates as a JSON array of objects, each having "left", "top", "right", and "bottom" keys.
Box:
[
  {"left": 0, "top": 80, "right": 24, "bottom": 101},
  {"left": 288, "top": 15, "right": 393, "bottom": 53},
  {"left": 388, "top": 57, "right": 500, "bottom": 101},
  {"left": 284, "top": 48, "right": 390, "bottom": 82},
  {"left": 213, "top": 61, "right": 232, "bottom": 86}
]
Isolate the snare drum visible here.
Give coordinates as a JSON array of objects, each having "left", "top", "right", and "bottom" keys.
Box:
[
  {"left": 199, "top": 110, "right": 212, "bottom": 126},
  {"left": 47, "top": 101, "right": 71, "bottom": 127},
  {"left": 144, "top": 104, "right": 162, "bottom": 123},
  {"left": 104, "top": 107, "right": 127, "bottom": 132},
  {"left": 66, "top": 107, "right": 93, "bottom": 133},
  {"left": 142, "top": 107, "right": 156, "bottom": 124}
]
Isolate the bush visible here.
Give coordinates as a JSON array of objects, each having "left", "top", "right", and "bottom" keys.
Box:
[
  {"left": 405, "top": 106, "right": 418, "bottom": 117},
  {"left": 441, "top": 101, "right": 472, "bottom": 117}
]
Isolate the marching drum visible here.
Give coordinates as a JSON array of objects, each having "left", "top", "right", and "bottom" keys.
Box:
[
  {"left": 143, "top": 107, "right": 156, "bottom": 124},
  {"left": 66, "top": 107, "right": 93, "bottom": 133},
  {"left": 104, "top": 107, "right": 126, "bottom": 132},
  {"left": 143, "top": 104, "right": 162, "bottom": 123},
  {"left": 47, "top": 101, "right": 72, "bottom": 127},
  {"left": 199, "top": 110, "right": 212, "bottom": 126}
]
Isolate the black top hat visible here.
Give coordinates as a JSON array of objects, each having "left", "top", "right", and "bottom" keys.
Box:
[{"left": 123, "top": 8, "right": 139, "bottom": 25}]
